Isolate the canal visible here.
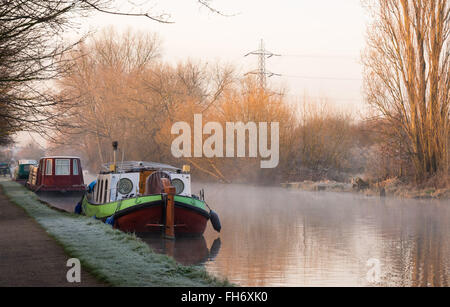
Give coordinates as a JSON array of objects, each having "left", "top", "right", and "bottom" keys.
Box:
[
  {"left": 40, "top": 179, "right": 449, "bottom": 287},
  {"left": 192, "top": 183, "right": 449, "bottom": 287}
]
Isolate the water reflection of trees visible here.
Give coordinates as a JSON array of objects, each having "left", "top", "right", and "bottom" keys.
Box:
[
  {"left": 202, "top": 184, "right": 449, "bottom": 286},
  {"left": 377, "top": 200, "right": 449, "bottom": 287}
]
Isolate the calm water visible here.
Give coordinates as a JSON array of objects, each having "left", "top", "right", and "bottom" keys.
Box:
[
  {"left": 43, "top": 178, "right": 450, "bottom": 287},
  {"left": 174, "top": 183, "right": 448, "bottom": 287}
]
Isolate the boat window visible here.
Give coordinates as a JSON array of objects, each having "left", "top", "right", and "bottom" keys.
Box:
[
  {"left": 104, "top": 180, "right": 108, "bottom": 203},
  {"left": 55, "top": 159, "right": 70, "bottom": 176},
  {"left": 99, "top": 180, "right": 104, "bottom": 203},
  {"left": 73, "top": 159, "right": 79, "bottom": 175},
  {"left": 45, "top": 159, "right": 52, "bottom": 175},
  {"left": 95, "top": 180, "right": 101, "bottom": 203}
]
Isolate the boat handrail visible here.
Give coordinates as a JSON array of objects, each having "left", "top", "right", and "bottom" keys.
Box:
[{"left": 100, "top": 161, "right": 181, "bottom": 173}]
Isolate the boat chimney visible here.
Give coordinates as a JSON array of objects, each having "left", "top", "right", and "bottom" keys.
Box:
[
  {"left": 182, "top": 164, "right": 190, "bottom": 173},
  {"left": 112, "top": 141, "right": 118, "bottom": 172}
]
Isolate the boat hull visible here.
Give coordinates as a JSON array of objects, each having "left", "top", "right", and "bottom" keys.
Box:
[
  {"left": 81, "top": 194, "right": 210, "bottom": 237},
  {"left": 113, "top": 202, "right": 209, "bottom": 236},
  {"left": 27, "top": 183, "right": 86, "bottom": 193}
]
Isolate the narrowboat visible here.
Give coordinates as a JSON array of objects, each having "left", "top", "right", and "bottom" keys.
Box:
[
  {"left": 0, "top": 162, "right": 10, "bottom": 177},
  {"left": 27, "top": 156, "right": 86, "bottom": 193},
  {"left": 13, "top": 160, "right": 38, "bottom": 183},
  {"left": 78, "top": 160, "right": 221, "bottom": 237}
]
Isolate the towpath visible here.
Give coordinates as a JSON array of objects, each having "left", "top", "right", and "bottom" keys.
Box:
[{"left": 0, "top": 183, "right": 105, "bottom": 286}]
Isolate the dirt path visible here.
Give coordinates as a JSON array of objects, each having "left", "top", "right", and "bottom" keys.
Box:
[{"left": 0, "top": 186, "right": 105, "bottom": 287}]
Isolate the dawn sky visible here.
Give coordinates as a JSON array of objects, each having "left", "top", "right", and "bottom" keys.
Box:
[
  {"left": 16, "top": 0, "right": 369, "bottom": 146},
  {"left": 86, "top": 0, "right": 368, "bottom": 107}
]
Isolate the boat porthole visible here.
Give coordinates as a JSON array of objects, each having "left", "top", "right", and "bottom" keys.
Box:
[
  {"left": 117, "top": 178, "right": 133, "bottom": 195},
  {"left": 172, "top": 178, "right": 184, "bottom": 195}
]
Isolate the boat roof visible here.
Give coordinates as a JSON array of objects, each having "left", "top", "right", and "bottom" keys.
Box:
[
  {"left": 18, "top": 160, "right": 37, "bottom": 165},
  {"left": 100, "top": 161, "right": 181, "bottom": 173},
  {"left": 40, "top": 156, "right": 81, "bottom": 160}
]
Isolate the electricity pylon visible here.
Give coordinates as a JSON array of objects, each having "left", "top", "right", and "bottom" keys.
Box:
[{"left": 244, "top": 39, "right": 281, "bottom": 90}]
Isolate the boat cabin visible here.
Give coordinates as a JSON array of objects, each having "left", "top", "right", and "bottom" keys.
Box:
[
  {"left": 14, "top": 160, "right": 38, "bottom": 180},
  {"left": 89, "top": 161, "right": 191, "bottom": 204},
  {"left": 27, "top": 156, "right": 85, "bottom": 192}
]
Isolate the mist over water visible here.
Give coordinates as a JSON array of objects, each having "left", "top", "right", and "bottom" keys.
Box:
[
  {"left": 39, "top": 174, "right": 449, "bottom": 286},
  {"left": 194, "top": 183, "right": 449, "bottom": 287}
]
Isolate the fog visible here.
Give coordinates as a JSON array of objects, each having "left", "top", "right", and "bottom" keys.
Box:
[
  {"left": 195, "top": 182, "right": 450, "bottom": 286},
  {"left": 36, "top": 173, "right": 449, "bottom": 286}
]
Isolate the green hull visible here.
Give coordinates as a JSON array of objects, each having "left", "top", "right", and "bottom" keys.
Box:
[{"left": 81, "top": 194, "right": 208, "bottom": 219}]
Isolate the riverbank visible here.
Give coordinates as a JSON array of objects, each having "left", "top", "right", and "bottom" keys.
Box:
[
  {"left": 281, "top": 178, "right": 450, "bottom": 200},
  {"left": 0, "top": 180, "right": 230, "bottom": 287},
  {"left": 0, "top": 182, "right": 104, "bottom": 286}
]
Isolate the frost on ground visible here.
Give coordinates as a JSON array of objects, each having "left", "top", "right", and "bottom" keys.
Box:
[{"left": 0, "top": 181, "right": 230, "bottom": 287}]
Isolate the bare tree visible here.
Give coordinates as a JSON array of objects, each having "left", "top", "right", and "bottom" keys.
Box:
[
  {"left": 0, "top": 118, "right": 13, "bottom": 145},
  {"left": 363, "top": 0, "right": 450, "bottom": 181},
  {"left": 0, "top": 0, "right": 223, "bottom": 145},
  {"left": 51, "top": 28, "right": 234, "bottom": 172},
  {"left": 15, "top": 141, "right": 46, "bottom": 161},
  {"left": 296, "top": 98, "right": 354, "bottom": 179},
  {"left": 52, "top": 28, "right": 162, "bottom": 164}
]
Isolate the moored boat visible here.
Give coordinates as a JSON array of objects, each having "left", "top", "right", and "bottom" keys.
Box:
[
  {"left": 0, "top": 162, "right": 10, "bottom": 177},
  {"left": 79, "top": 160, "right": 221, "bottom": 237},
  {"left": 26, "top": 156, "right": 86, "bottom": 193},
  {"left": 13, "top": 160, "right": 38, "bottom": 183}
]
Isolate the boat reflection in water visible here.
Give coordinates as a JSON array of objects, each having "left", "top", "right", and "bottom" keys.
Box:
[{"left": 139, "top": 234, "right": 222, "bottom": 266}]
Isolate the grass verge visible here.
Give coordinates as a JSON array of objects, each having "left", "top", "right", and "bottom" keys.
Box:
[{"left": 0, "top": 180, "right": 231, "bottom": 287}]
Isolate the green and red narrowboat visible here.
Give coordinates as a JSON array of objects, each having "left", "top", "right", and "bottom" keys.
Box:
[{"left": 78, "top": 161, "right": 221, "bottom": 237}]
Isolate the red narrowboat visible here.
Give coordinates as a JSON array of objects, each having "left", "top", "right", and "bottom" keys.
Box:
[{"left": 27, "top": 156, "right": 86, "bottom": 193}]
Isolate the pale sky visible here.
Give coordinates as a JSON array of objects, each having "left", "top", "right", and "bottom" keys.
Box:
[
  {"left": 86, "top": 0, "right": 368, "bottom": 105},
  {"left": 15, "top": 0, "right": 369, "bottom": 147}
]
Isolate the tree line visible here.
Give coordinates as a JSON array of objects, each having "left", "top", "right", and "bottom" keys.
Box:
[
  {"left": 46, "top": 28, "right": 369, "bottom": 184},
  {"left": 1, "top": 1, "right": 449, "bottom": 186}
]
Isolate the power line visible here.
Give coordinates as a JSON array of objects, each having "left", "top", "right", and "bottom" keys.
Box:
[
  {"left": 281, "top": 74, "right": 362, "bottom": 81},
  {"left": 244, "top": 39, "right": 281, "bottom": 89},
  {"left": 281, "top": 54, "right": 359, "bottom": 60},
  {"left": 243, "top": 41, "right": 362, "bottom": 85}
]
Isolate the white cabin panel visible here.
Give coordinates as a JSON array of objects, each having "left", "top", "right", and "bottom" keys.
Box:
[
  {"left": 109, "top": 173, "right": 140, "bottom": 202},
  {"left": 169, "top": 173, "right": 191, "bottom": 197}
]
